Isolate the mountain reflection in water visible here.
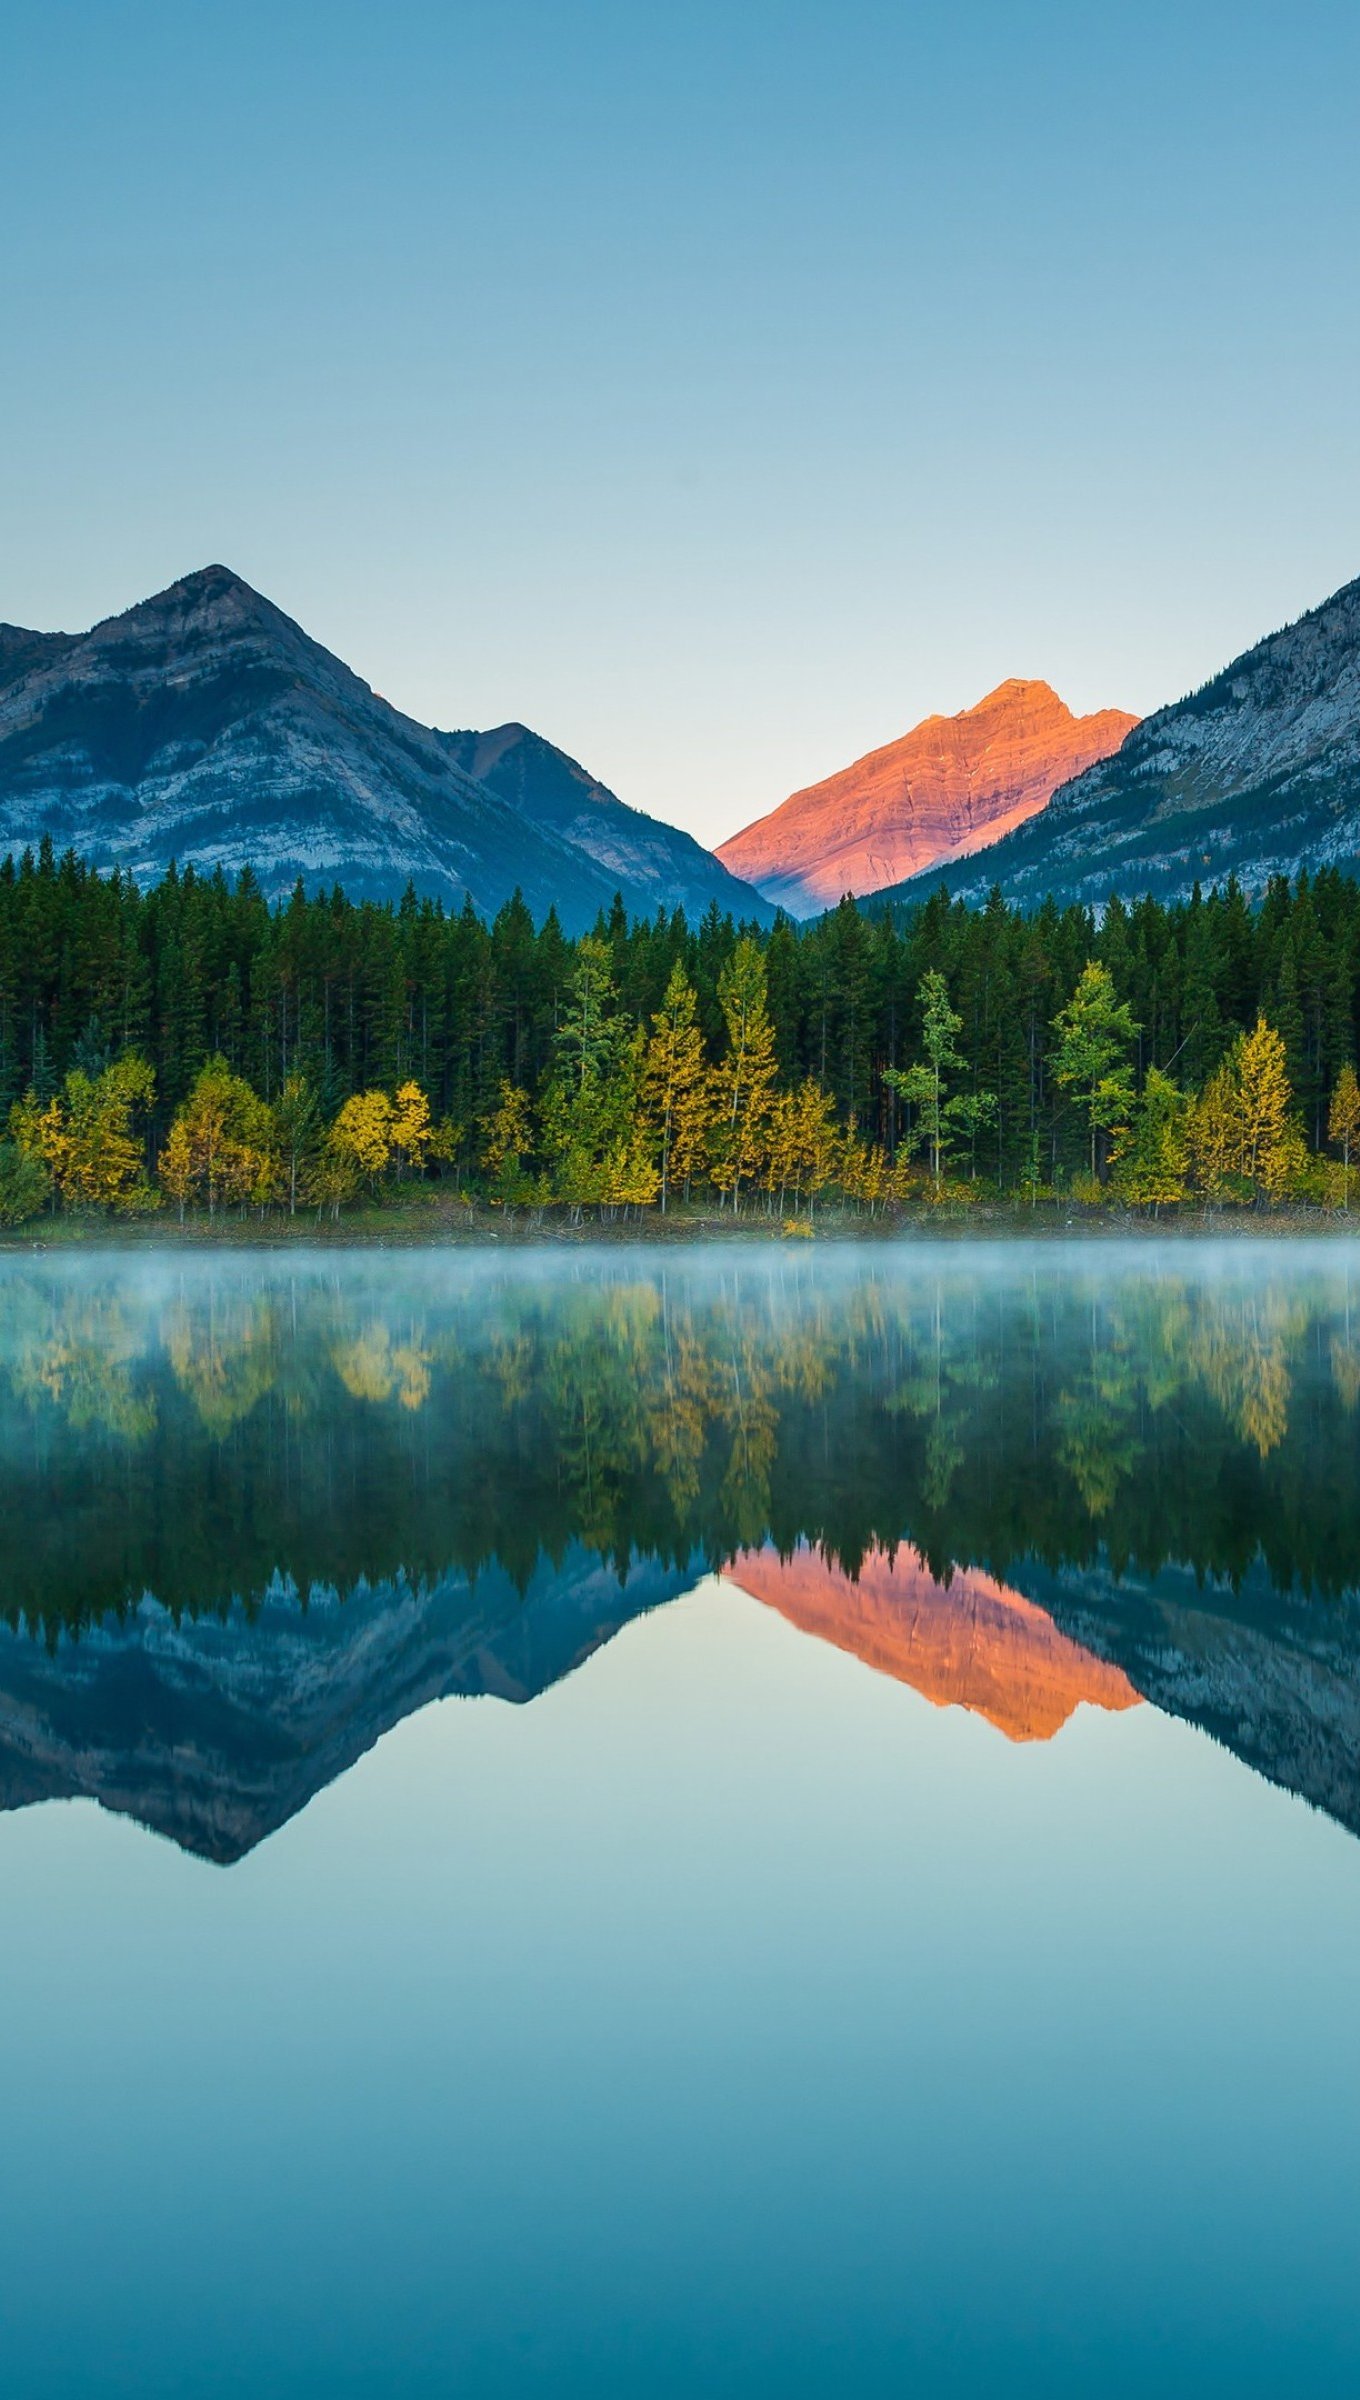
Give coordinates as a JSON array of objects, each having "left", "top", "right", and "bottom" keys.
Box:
[
  {"left": 727, "top": 1542, "right": 1139, "bottom": 1741},
  {"left": 4, "top": 1242, "right": 1360, "bottom": 1859}
]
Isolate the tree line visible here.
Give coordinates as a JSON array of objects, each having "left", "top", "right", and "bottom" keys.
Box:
[{"left": 4, "top": 838, "right": 1360, "bottom": 1220}]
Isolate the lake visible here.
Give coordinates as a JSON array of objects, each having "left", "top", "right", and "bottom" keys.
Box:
[{"left": 1, "top": 1241, "right": 1359, "bottom": 2397}]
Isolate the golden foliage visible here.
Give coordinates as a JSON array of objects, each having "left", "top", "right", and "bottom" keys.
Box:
[{"left": 12, "top": 1054, "right": 158, "bottom": 1214}]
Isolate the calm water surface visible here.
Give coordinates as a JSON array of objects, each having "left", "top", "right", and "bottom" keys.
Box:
[{"left": 1, "top": 1241, "right": 1358, "bottom": 2397}]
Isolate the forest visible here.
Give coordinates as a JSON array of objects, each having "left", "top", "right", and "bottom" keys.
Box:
[{"left": 3, "top": 838, "right": 1360, "bottom": 1221}]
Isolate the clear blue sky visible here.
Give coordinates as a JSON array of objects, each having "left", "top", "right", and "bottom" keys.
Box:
[{"left": 3, "top": 0, "right": 1359, "bottom": 845}]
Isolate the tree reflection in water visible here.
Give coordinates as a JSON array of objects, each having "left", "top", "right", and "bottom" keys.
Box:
[{"left": 2, "top": 1245, "right": 1360, "bottom": 1855}]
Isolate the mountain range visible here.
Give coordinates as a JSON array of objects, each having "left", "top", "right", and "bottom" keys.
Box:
[
  {"left": 8, "top": 561, "right": 1360, "bottom": 931},
  {"left": 717, "top": 679, "right": 1138, "bottom": 915},
  {"left": 6, "top": 1534, "right": 1359, "bottom": 1863},
  {"left": 0, "top": 566, "right": 772, "bottom": 933},
  {"left": 874, "top": 574, "right": 1360, "bottom": 912}
]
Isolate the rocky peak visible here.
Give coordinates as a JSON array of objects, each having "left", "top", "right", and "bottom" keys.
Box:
[
  {"left": 725, "top": 1540, "right": 1140, "bottom": 1741},
  {"left": 717, "top": 678, "right": 1138, "bottom": 916},
  {"left": 0, "top": 565, "right": 773, "bottom": 930},
  {"left": 892, "top": 570, "right": 1360, "bottom": 912}
]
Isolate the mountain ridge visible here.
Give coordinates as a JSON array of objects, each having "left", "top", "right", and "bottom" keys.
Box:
[
  {"left": 0, "top": 566, "right": 773, "bottom": 933},
  {"left": 717, "top": 678, "right": 1137, "bottom": 915},
  {"left": 872, "top": 575, "right": 1360, "bottom": 912}
]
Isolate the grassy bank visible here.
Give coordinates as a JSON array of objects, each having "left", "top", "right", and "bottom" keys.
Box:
[{"left": 5, "top": 1193, "right": 1360, "bottom": 1249}]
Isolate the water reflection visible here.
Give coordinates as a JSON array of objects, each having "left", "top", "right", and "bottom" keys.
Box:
[
  {"left": 728, "top": 1542, "right": 1140, "bottom": 1741},
  {"left": 4, "top": 1242, "right": 1360, "bottom": 1857}
]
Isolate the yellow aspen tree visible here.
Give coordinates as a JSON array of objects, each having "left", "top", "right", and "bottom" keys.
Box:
[
  {"left": 306, "top": 1146, "right": 359, "bottom": 1220},
  {"left": 1236, "top": 1017, "right": 1298, "bottom": 1202},
  {"left": 1188, "top": 1056, "right": 1242, "bottom": 1199},
  {"left": 799, "top": 1080, "right": 840, "bottom": 1216},
  {"left": 162, "top": 1059, "right": 277, "bottom": 1216},
  {"left": 764, "top": 1079, "right": 835, "bottom": 1215},
  {"left": 480, "top": 1080, "right": 534, "bottom": 1202},
  {"left": 427, "top": 1116, "right": 464, "bottom": 1178},
  {"left": 670, "top": 1052, "right": 711, "bottom": 1206},
  {"left": 391, "top": 1081, "right": 433, "bottom": 1179},
  {"left": 158, "top": 1119, "right": 195, "bottom": 1222},
  {"left": 1329, "top": 1062, "right": 1360, "bottom": 1209},
  {"left": 600, "top": 1128, "right": 661, "bottom": 1210},
  {"left": 35, "top": 1056, "right": 158, "bottom": 1213},
  {"left": 168, "top": 1063, "right": 231, "bottom": 1214},
  {"left": 640, "top": 961, "right": 707, "bottom": 1213},
  {"left": 709, "top": 938, "right": 777, "bottom": 1212},
  {"left": 329, "top": 1090, "right": 396, "bottom": 1190},
  {"left": 853, "top": 1141, "right": 891, "bottom": 1217},
  {"left": 764, "top": 1090, "right": 799, "bottom": 1214},
  {"left": 12, "top": 1092, "right": 71, "bottom": 1191}
]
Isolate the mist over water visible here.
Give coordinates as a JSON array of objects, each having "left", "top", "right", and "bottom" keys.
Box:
[{"left": 2, "top": 1241, "right": 1359, "bottom": 2395}]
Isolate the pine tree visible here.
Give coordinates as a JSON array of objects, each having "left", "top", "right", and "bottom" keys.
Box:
[
  {"left": 884, "top": 968, "right": 966, "bottom": 1195},
  {"left": 0, "top": 1139, "right": 51, "bottom": 1226},
  {"left": 540, "top": 941, "right": 638, "bottom": 1209},
  {"left": 1110, "top": 1069, "right": 1189, "bottom": 1212},
  {"left": 1051, "top": 963, "right": 1139, "bottom": 1181},
  {"left": 274, "top": 1075, "right": 322, "bottom": 1215}
]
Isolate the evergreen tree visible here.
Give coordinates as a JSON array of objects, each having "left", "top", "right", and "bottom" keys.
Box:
[
  {"left": 884, "top": 968, "right": 965, "bottom": 1194},
  {"left": 1110, "top": 1069, "right": 1189, "bottom": 1212},
  {"left": 1051, "top": 963, "right": 1139, "bottom": 1181}
]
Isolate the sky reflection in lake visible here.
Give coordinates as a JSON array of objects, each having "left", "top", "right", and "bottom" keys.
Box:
[{"left": 1, "top": 1242, "right": 1359, "bottom": 2396}]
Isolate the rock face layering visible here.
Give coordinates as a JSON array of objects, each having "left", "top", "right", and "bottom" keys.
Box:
[
  {"left": 877, "top": 573, "right": 1360, "bottom": 912},
  {"left": 717, "top": 680, "right": 1138, "bottom": 916},
  {"left": 0, "top": 566, "right": 772, "bottom": 933},
  {"left": 725, "top": 1541, "right": 1139, "bottom": 1742}
]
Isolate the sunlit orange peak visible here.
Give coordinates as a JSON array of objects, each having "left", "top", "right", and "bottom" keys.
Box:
[{"left": 726, "top": 1540, "right": 1139, "bottom": 1742}]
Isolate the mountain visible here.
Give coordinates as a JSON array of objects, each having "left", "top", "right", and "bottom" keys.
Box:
[
  {"left": 1024, "top": 1552, "right": 1360, "bottom": 1839},
  {"left": 6, "top": 1534, "right": 1358, "bottom": 1861},
  {"left": 0, "top": 1546, "right": 695, "bottom": 1864},
  {"left": 0, "top": 566, "right": 771, "bottom": 932},
  {"left": 439, "top": 720, "right": 767, "bottom": 923},
  {"left": 0, "top": 1539, "right": 1137, "bottom": 1863},
  {"left": 724, "top": 1541, "right": 1139, "bottom": 1741},
  {"left": 875, "top": 575, "right": 1360, "bottom": 912},
  {"left": 716, "top": 680, "right": 1137, "bottom": 916}
]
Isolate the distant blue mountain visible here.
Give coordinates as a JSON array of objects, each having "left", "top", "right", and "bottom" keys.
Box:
[
  {"left": 0, "top": 566, "right": 772, "bottom": 932},
  {"left": 0, "top": 1545, "right": 700, "bottom": 1862}
]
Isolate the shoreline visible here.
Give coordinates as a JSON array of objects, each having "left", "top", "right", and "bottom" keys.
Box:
[{"left": 5, "top": 1198, "right": 1360, "bottom": 1250}]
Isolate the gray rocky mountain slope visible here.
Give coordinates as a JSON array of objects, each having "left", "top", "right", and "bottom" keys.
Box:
[
  {"left": 440, "top": 719, "right": 771, "bottom": 923},
  {"left": 0, "top": 1545, "right": 694, "bottom": 1863},
  {"left": 0, "top": 566, "right": 770, "bottom": 932},
  {"left": 4, "top": 1539, "right": 1358, "bottom": 1860},
  {"left": 875, "top": 574, "right": 1360, "bottom": 911}
]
